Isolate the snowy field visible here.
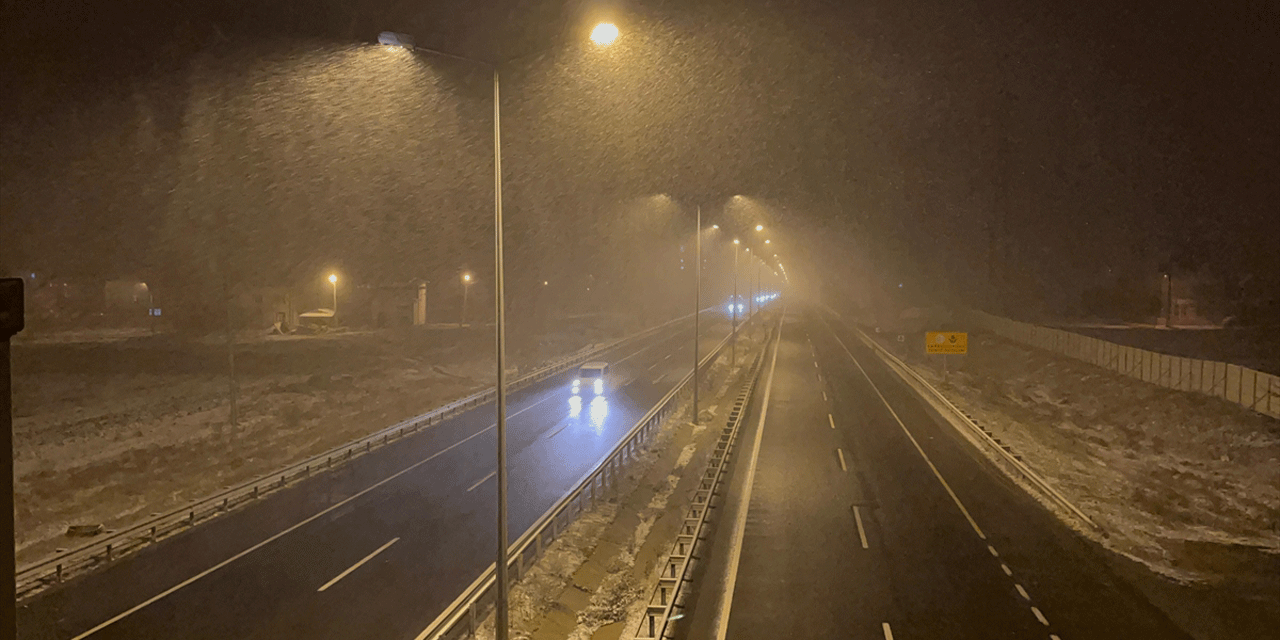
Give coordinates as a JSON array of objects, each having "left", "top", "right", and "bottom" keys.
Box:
[
  {"left": 10, "top": 320, "right": 629, "bottom": 565},
  {"left": 893, "top": 331, "right": 1280, "bottom": 585}
]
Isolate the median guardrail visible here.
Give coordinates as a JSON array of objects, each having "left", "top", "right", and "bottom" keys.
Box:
[
  {"left": 412, "top": 312, "right": 771, "bottom": 640},
  {"left": 632, "top": 320, "right": 773, "bottom": 640},
  {"left": 15, "top": 309, "right": 718, "bottom": 599}
]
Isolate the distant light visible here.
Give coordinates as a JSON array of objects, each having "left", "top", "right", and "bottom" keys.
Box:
[
  {"left": 899, "top": 283, "right": 903, "bottom": 288},
  {"left": 733, "top": 239, "right": 740, "bottom": 245},
  {"left": 463, "top": 273, "right": 472, "bottom": 282},
  {"left": 328, "top": 274, "right": 337, "bottom": 284},
  {"left": 712, "top": 225, "right": 719, "bottom": 230},
  {"left": 755, "top": 224, "right": 764, "bottom": 231},
  {"left": 764, "top": 239, "right": 770, "bottom": 244},
  {"left": 591, "top": 23, "right": 619, "bottom": 45},
  {"left": 543, "top": 280, "right": 549, "bottom": 286}
]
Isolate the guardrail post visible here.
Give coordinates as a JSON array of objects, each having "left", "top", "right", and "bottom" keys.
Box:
[
  {"left": 252, "top": 485, "right": 259, "bottom": 499},
  {"left": 188, "top": 510, "right": 195, "bottom": 525},
  {"left": 149, "top": 525, "right": 156, "bottom": 542},
  {"left": 105, "top": 543, "right": 112, "bottom": 561},
  {"left": 55, "top": 564, "right": 62, "bottom": 583}
]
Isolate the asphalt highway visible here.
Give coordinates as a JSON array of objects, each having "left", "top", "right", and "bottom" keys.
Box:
[
  {"left": 679, "top": 310, "right": 1191, "bottom": 640},
  {"left": 17, "top": 311, "right": 745, "bottom": 640}
]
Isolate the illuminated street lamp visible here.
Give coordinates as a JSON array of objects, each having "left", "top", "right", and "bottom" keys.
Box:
[
  {"left": 380, "top": 25, "right": 617, "bottom": 640},
  {"left": 755, "top": 224, "right": 764, "bottom": 232},
  {"left": 461, "top": 272, "right": 474, "bottom": 326},
  {"left": 328, "top": 274, "right": 338, "bottom": 315},
  {"left": 591, "top": 23, "right": 619, "bottom": 45}
]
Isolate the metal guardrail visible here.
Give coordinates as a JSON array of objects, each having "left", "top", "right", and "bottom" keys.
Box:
[
  {"left": 825, "top": 312, "right": 1102, "bottom": 531},
  {"left": 413, "top": 314, "right": 766, "bottom": 640},
  {"left": 15, "top": 311, "right": 706, "bottom": 599},
  {"left": 632, "top": 324, "right": 772, "bottom": 640}
]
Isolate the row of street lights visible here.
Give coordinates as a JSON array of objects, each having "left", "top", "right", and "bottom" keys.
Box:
[{"left": 379, "top": 23, "right": 786, "bottom": 639}]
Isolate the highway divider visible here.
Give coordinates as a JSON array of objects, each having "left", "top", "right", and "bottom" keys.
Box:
[
  {"left": 412, "top": 311, "right": 772, "bottom": 640},
  {"left": 631, "top": 319, "right": 774, "bottom": 640},
  {"left": 15, "top": 308, "right": 734, "bottom": 599}
]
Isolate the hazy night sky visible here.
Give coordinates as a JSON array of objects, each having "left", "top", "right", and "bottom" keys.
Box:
[{"left": 2, "top": 0, "right": 1276, "bottom": 318}]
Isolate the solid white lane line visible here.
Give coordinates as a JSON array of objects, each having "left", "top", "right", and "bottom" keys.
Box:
[
  {"left": 837, "top": 448, "right": 848, "bottom": 472},
  {"left": 1001, "top": 563, "right": 1013, "bottom": 576},
  {"left": 317, "top": 537, "right": 399, "bottom": 592},
  {"left": 828, "top": 329, "right": 987, "bottom": 540},
  {"left": 882, "top": 622, "right": 894, "bottom": 640},
  {"left": 466, "top": 471, "right": 497, "bottom": 492},
  {"left": 852, "top": 506, "right": 869, "bottom": 549},
  {"left": 1015, "top": 583, "right": 1030, "bottom": 601},
  {"left": 70, "top": 421, "right": 495, "bottom": 639},
  {"left": 712, "top": 317, "right": 783, "bottom": 640},
  {"left": 828, "top": 413, "right": 836, "bottom": 430},
  {"left": 1032, "top": 606, "right": 1050, "bottom": 626}
]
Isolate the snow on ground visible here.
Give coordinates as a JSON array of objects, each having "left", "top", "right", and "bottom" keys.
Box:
[
  {"left": 886, "top": 330, "right": 1280, "bottom": 586},
  {"left": 11, "top": 322, "right": 626, "bottom": 565}
]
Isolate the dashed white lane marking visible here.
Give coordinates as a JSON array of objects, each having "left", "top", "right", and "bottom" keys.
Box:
[
  {"left": 318, "top": 537, "right": 399, "bottom": 592},
  {"left": 71, "top": 410, "right": 498, "bottom": 640},
  {"left": 828, "top": 414, "right": 836, "bottom": 429},
  {"left": 1032, "top": 606, "right": 1050, "bottom": 626},
  {"left": 664, "top": 353, "right": 672, "bottom": 361},
  {"left": 837, "top": 448, "right": 848, "bottom": 472},
  {"left": 852, "top": 506, "right": 869, "bottom": 549},
  {"left": 466, "top": 470, "right": 497, "bottom": 492},
  {"left": 711, "top": 316, "right": 784, "bottom": 640},
  {"left": 814, "top": 361, "right": 819, "bottom": 367},
  {"left": 1050, "top": 635, "right": 1062, "bottom": 640},
  {"left": 988, "top": 545, "right": 999, "bottom": 557},
  {"left": 1001, "top": 563, "right": 1013, "bottom": 576},
  {"left": 828, "top": 330, "right": 986, "bottom": 540},
  {"left": 1015, "top": 583, "right": 1030, "bottom": 600},
  {"left": 648, "top": 361, "right": 661, "bottom": 371},
  {"left": 882, "top": 622, "right": 894, "bottom": 640},
  {"left": 822, "top": 390, "right": 828, "bottom": 401}
]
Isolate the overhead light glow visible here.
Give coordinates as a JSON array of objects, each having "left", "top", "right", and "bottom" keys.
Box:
[{"left": 591, "top": 23, "right": 619, "bottom": 45}]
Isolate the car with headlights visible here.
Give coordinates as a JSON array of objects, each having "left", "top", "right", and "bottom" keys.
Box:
[{"left": 572, "top": 362, "right": 609, "bottom": 395}]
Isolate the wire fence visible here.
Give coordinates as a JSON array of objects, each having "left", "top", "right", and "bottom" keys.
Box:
[{"left": 964, "top": 310, "right": 1280, "bottom": 420}]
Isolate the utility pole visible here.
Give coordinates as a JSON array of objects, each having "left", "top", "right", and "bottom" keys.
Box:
[{"left": 693, "top": 206, "right": 701, "bottom": 424}]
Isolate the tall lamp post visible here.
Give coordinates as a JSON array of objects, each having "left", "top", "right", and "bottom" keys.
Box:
[
  {"left": 328, "top": 274, "right": 338, "bottom": 316},
  {"left": 732, "top": 238, "right": 740, "bottom": 367},
  {"left": 379, "top": 24, "right": 617, "bottom": 640},
  {"left": 461, "top": 272, "right": 473, "bottom": 327},
  {"left": 693, "top": 206, "right": 701, "bottom": 424}
]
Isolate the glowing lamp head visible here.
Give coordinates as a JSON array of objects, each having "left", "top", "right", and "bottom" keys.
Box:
[
  {"left": 328, "top": 274, "right": 337, "bottom": 284},
  {"left": 591, "top": 23, "right": 619, "bottom": 45}
]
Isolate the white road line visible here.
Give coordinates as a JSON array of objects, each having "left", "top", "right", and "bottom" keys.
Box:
[
  {"left": 813, "top": 361, "right": 818, "bottom": 367},
  {"left": 1015, "top": 583, "right": 1030, "bottom": 600},
  {"left": 648, "top": 361, "right": 661, "bottom": 371},
  {"left": 837, "top": 448, "right": 848, "bottom": 471},
  {"left": 822, "top": 390, "right": 827, "bottom": 401},
  {"left": 466, "top": 471, "right": 497, "bottom": 492},
  {"left": 712, "top": 316, "right": 783, "bottom": 640},
  {"left": 664, "top": 353, "right": 672, "bottom": 361},
  {"left": 827, "top": 328, "right": 987, "bottom": 540},
  {"left": 828, "top": 413, "right": 835, "bottom": 429},
  {"left": 1001, "top": 563, "right": 1013, "bottom": 576},
  {"left": 1051, "top": 635, "right": 1062, "bottom": 640},
  {"left": 317, "top": 537, "right": 399, "bottom": 592},
  {"left": 70, "top": 420, "right": 496, "bottom": 639},
  {"left": 882, "top": 622, "right": 894, "bottom": 640},
  {"left": 852, "top": 506, "right": 869, "bottom": 549},
  {"left": 1032, "top": 606, "right": 1050, "bottom": 626},
  {"left": 988, "top": 545, "right": 999, "bottom": 557}
]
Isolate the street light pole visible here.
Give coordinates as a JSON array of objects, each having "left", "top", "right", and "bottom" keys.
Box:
[
  {"left": 492, "top": 67, "right": 512, "bottom": 640},
  {"left": 732, "top": 239, "right": 739, "bottom": 367},
  {"left": 693, "top": 206, "right": 701, "bottom": 424},
  {"left": 329, "top": 274, "right": 338, "bottom": 316}
]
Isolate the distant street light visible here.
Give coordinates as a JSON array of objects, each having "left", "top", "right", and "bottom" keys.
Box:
[
  {"left": 328, "top": 274, "right": 338, "bottom": 316},
  {"left": 461, "top": 272, "right": 474, "bottom": 326},
  {"left": 764, "top": 239, "right": 770, "bottom": 244},
  {"left": 755, "top": 224, "right": 764, "bottom": 232}
]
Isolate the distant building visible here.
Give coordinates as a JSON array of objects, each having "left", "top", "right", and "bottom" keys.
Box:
[
  {"left": 232, "top": 285, "right": 298, "bottom": 329},
  {"left": 353, "top": 281, "right": 427, "bottom": 328}
]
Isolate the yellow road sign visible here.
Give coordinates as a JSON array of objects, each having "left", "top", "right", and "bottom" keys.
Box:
[{"left": 926, "top": 331, "right": 968, "bottom": 354}]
